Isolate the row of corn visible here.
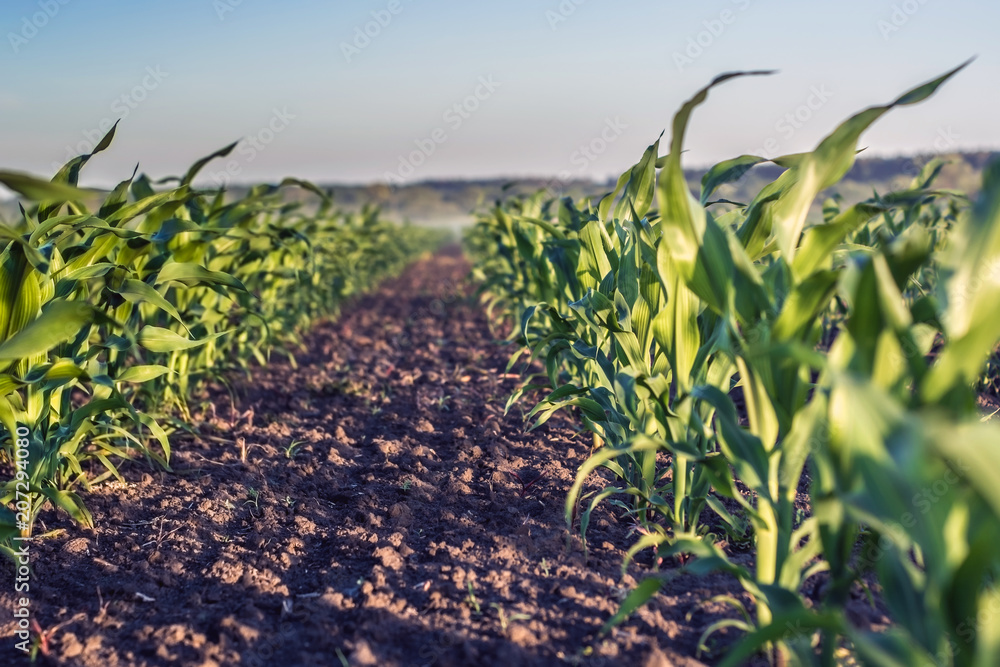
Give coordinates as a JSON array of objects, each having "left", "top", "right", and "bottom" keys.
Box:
[
  {"left": 0, "top": 126, "right": 447, "bottom": 557},
  {"left": 467, "top": 64, "right": 1000, "bottom": 666}
]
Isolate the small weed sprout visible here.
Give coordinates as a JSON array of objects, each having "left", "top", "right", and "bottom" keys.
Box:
[
  {"left": 491, "top": 603, "right": 531, "bottom": 635},
  {"left": 465, "top": 581, "right": 482, "bottom": 615},
  {"left": 285, "top": 440, "right": 304, "bottom": 459},
  {"left": 245, "top": 487, "right": 261, "bottom": 511}
]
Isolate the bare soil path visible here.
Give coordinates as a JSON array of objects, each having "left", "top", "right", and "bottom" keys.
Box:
[{"left": 2, "top": 248, "right": 767, "bottom": 666}]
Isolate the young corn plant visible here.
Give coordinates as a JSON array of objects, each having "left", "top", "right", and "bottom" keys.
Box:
[
  {"left": 723, "top": 153, "right": 1000, "bottom": 666},
  {"left": 0, "top": 126, "right": 445, "bottom": 557},
  {"left": 470, "top": 61, "right": 1000, "bottom": 665}
]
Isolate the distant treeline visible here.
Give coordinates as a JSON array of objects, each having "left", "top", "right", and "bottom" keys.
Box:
[
  {"left": 324, "top": 151, "right": 996, "bottom": 226},
  {"left": 2, "top": 151, "right": 995, "bottom": 228}
]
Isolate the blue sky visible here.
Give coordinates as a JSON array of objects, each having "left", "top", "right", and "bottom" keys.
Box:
[{"left": 1, "top": 0, "right": 998, "bottom": 189}]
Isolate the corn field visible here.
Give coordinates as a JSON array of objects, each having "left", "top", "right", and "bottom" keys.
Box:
[
  {"left": 2, "top": 63, "right": 1000, "bottom": 667},
  {"left": 0, "top": 126, "right": 445, "bottom": 556},
  {"left": 466, "top": 65, "right": 1000, "bottom": 665}
]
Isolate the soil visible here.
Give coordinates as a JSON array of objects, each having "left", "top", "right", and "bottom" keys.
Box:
[{"left": 1, "top": 247, "right": 890, "bottom": 666}]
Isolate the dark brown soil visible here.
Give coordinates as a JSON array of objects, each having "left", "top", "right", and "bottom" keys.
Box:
[{"left": 1, "top": 248, "right": 880, "bottom": 666}]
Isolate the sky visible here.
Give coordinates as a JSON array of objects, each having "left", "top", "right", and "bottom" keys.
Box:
[{"left": 1, "top": 0, "right": 999, "bottom": 192}]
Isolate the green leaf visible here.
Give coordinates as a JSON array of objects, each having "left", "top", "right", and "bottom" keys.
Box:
[
  {"left": 657, "top": 71, "right": 772, "bottom": 313},
  {"left": 113, "top": 278, "right": 188, "bottom": 329},
  {"left": 923, "top": 158, "right": 1000, "bottom": 403},
  {"left": 116, "top": 365, "right": 172, "bottom": 384},
  {"left": 154, "top": 262, "right": 249, "bottom": 293},
  {"left": 611, "top": 135, "right": 662, "bottom": 223},
  {"left": 0, "top": 301, "right": 97, "bottom": 361},
  {"left": 792, "top": 202, "right": 886, "bottom": 277},
  {"left": 137, "top": 326, "right": 227, "bottom": 353},
  {"left": 39, "top": 488, "right": 94, "bottom": 528},
  {"left": 0, "top": 171, "right": 92, "bottom": 202},
  {"left": 600, "top": 577, "right": 665, "bottom": 635},
  {"left": 104, "top": 187, "right": 192, "bottom": 225},
  {"left": 718, "top": 610, "right": 845, "bottom": 667},
  {"left": 565, "top": 437, "right": 660, "bottom": 529},
  {"left": 929, "top": 420, "right": 1000, "bottom": 520},
  {"left": 771, "top": 61, "right": 968, "bottom": 269},
  {"left": 182, "top": 141, "right": 239, "bottom": 186},
  {"left": 701, "top": 154, "right": 768, "bottom": 206}
]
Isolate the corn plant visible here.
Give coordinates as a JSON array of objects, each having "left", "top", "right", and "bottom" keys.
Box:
[
  {"left": 0, "top": 127, "right": 445, "bottom": 557},
  {"left": 469, "top": 61, "right": 1000, "bottom": 664}
]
